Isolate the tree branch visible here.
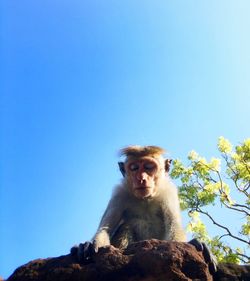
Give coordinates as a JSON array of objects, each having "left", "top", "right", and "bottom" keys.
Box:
[{"left": 196, "top": 207, "right": 250, "bottom": 246}]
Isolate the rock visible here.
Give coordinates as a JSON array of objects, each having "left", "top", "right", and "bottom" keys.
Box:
[
  {"left": 214, "top": 262, "right": 250, "bottom": 281},
  {"left": 6, "top": 240, "right": 250, "bottom": 281}
]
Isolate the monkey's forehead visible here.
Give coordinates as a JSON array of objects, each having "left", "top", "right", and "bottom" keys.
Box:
[
  {"left": 124, "top": 155, "right": 166, "bottom": 166},
  {"left": 120, "top": 145, "right": 165, "bottom": 158}
]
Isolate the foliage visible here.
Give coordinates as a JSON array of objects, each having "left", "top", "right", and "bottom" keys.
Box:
[{"left": 171, "top": 137, "right": 250, "bottom": 264}]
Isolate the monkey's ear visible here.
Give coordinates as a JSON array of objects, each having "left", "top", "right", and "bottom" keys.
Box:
[
  {"left": 118, "top": 162, "right": 126, "bottom": 177},
  {"left": 165, "top": 159, "right": 172, "bottom": 173}
]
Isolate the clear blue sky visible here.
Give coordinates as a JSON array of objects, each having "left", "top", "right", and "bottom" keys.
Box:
[{"left": 1, "top": 1, "right": 250, "bottom": 278}]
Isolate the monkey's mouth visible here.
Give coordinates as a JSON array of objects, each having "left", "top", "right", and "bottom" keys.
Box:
[
  {"left": 134, "top": 187, "right": 153, "bottom": 199},
  {"left": 135, "top": 186, "right": 150, "bottom": 191}
]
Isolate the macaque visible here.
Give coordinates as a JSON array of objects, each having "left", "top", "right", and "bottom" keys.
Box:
[
  {"left": 72, "top": 146, "right": 186, "bottom": 257},
  {"left": 71, "top": 145, "right": 217, "bottom": 272}
]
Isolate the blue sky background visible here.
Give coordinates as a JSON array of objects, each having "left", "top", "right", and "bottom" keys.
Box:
[{"left": 1, "top": 1, "right": 250, "bottom": 278}]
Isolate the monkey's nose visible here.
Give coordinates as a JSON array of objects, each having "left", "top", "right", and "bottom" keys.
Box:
[
  {"left": 137, "top": 174, "right": 145, "bottom": 181},
  {"left": 137, "top": 173, "right": 147, "bottom": 181}
]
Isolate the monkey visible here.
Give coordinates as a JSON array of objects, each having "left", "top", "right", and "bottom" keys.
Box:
[
  {"left": 72, "top": 146, "right": 186, "bottom": 255},
  {"left": 71, "top": 145, "right": 217, "bottom": 272}
]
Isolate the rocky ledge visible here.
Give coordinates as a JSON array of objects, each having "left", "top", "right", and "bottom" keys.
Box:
[{"left": 7, "top": 240, "right": 250, "bottom": 281}]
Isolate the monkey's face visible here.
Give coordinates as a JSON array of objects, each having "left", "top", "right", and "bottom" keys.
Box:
[{"left": 125, "top": 156, "right": 165, "bottom": 199}]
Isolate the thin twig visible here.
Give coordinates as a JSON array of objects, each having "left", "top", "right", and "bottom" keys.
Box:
[{"left": 197, "top": 207, "right": 250, "bottom": 246}]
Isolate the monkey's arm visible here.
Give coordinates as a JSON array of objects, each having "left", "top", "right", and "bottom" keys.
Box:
[
  {"left": 161, "top": 184, "right": 187, "bottom": 242},
  {"left": 71, "top": 189, "right": 125, "bottom": 262},
  {"left": 163, "top": 209, "right": 187, "bottom": 242},
  {"left": 92, "top": 194, "right": 125, "bottom": 250}
]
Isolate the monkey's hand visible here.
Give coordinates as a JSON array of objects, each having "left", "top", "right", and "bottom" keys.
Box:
[
  {"left": 189, "top": 238, "right": 217, "bottom": 274},
  {"left": 70, "top": 241, "right": 96, "bottom": 263}
]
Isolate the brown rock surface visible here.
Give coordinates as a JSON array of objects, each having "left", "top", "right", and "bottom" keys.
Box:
[
  {"left": 6, "top": 240, "right": 250, "bottom": 281},
  {"left": 214, "top": 262, "right": 250, "bottom": 281}
]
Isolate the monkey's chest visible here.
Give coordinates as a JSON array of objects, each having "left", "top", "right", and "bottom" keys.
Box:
[
  {"left": 113, "top": 206, "right": 166, "bottom": 244},
  {"left": 133, "top": 216, "right": 164, "bottom": 240}
]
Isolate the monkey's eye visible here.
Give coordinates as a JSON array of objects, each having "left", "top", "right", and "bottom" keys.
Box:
[
  {"left": 144, "top": 162, "right": 156, "bottom": 171},
  {"left": 129, "top": 163, "right": 139, "bottom": 171}
]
